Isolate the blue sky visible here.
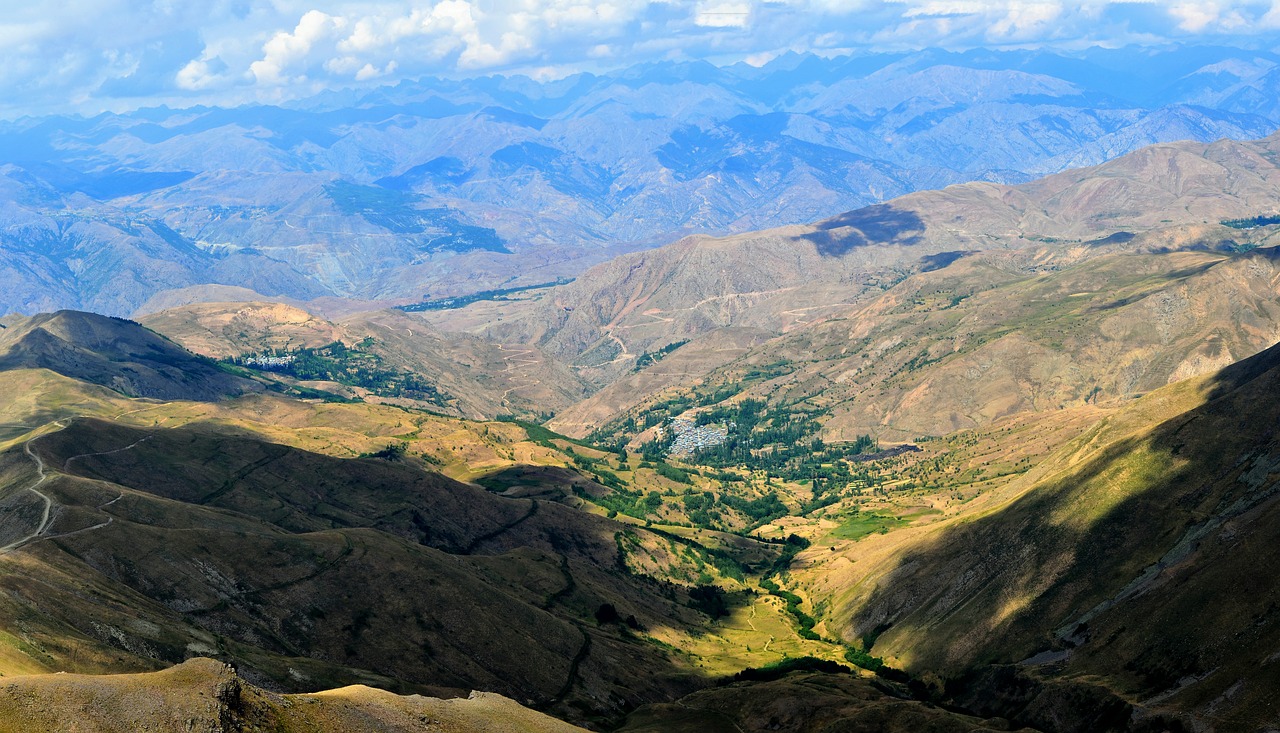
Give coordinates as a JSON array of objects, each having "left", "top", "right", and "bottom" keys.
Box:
[{"left": 5, "top": 0, "right": 1280, "bottom": 116}]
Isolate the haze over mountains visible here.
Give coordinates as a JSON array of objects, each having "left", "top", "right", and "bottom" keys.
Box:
[{"left": 5, "top": 45, "right": 1280, "bottom": 317}]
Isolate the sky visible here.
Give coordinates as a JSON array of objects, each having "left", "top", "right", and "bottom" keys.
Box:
[{"left": 4, "top": 0, "right": 1280, "bottom": 116}]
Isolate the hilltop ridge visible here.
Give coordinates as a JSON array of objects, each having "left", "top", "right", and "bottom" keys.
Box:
[{"left": 0, "top": 310, "right": 260, "bottom": 401}]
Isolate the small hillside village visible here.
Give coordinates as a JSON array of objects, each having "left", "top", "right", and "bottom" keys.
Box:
[
  {"left": 237, "top": 354, "right": 296, "bottom": 369},
  {"left": 667, "top": 417, "right": 729, "bottom": 455}
]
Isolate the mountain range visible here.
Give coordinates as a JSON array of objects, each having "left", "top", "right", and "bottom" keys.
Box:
[
  {"left": 385, "top": 131, "right": 1280, "bottom": 441},
  {"left": 5, "top": 45, "right": 1280, "bottom": 317}
]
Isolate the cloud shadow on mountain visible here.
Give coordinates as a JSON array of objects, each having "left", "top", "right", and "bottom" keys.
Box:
[{"left": 802, "top": 204, "right": 926, "bottom": 257}]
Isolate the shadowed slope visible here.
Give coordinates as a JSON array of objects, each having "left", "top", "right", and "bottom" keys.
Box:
[
  {"left": 619, "top": 672, "right": 1031, "bottom": 733},
  {"left": 832, "top": 337, "right": 1280, "bottom": 730}
]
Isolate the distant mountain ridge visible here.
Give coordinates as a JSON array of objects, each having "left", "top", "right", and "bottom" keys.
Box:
[{"left": 2, "top": 45, "right": 1280, "bottom": 316}]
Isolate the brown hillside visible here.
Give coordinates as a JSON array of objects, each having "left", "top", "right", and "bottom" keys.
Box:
[{"left": 422, "top": 133, "right": 1280, "bottom": 394}]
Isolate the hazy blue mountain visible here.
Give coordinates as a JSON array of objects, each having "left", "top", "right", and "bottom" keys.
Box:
[{"left": 1, "top": 45, "right": 1278, "bottom": 316}]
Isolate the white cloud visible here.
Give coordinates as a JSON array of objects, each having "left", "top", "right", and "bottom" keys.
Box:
[
  {"left": 696, "top": 1, "right": 752, "bottom": 27},
  {"left": 250, "top": 10, "right": 348, "bottom": 85},
  {"left": 1170, "top": 2, "right": 1221, "bottom": 32},
  {"left": 988, "top": 2, "right": 1064, "bottom": 41},
  {"left": 176, "top": 58, "right": 217, "bottom": 90},
  {"left": 355, "top": 61, "right": 387, "bottom": 79},
  {"left": 1, "top": 0, "right": 1280, "bottom": 116}
]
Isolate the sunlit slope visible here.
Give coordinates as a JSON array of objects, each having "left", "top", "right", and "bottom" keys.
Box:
[
  {"left": 825, "top": 337, "right": 1280, "bottom": 728},
  {"left": 139, "top": 301, "right": 345, "bottom": 356},
  {"left": 577, "top": 245, "right": 1280, "bottom": 446},
  {"left": 0, "top": 657, "right": 589, "bottom": 733},
  {"left": 717, "top": 245, "right": 1280, "bottom": 440}
]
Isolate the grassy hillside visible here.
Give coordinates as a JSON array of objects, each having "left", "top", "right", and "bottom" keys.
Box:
[
  {"left": 8, "top": 222, "right": 1280, "bottom": 730},
  {"left": 0, "top": 359, "right": 886, "bottom": 727},
  {"left": 0, "top": 317, "right": 1042, "bottom": 730}
]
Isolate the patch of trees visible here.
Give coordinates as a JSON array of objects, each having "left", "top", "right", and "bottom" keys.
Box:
[
  {"left": 1222, "top": 214, "right": 1280, "bottom": 229},
  {"left": 842, "top": 646, "right": 885, "bottom": 672},
  {"left": 760, "top": 577, "right": 820, "bottom": 640},
  {"left": 728, "top": 657, "right": 851, "bottom": 683},
  {"left": 594, "top": 603, "right": 644, "bottom": 629},
  {"left": 634, "top": 340, "right": 688, "bottom": 370},
  {"left": 761, "top": 533, "right": 811, "bottom": 576},
  {"left": 230, "top": 340, "right": 449, "bottom": 406},
  {"left": 721, "top": 492, "right": 788, "bottom": 525},
  {"left": 639, "top": 430, "right": 675, "bottom": 461},
  {"left": 654, "top": 462, "right": 693, "bottom": 484},
  {"left": 688, "top": 584, "right": 729, "bottom": 619},
  {"left": 575, "top": 483, "right": 651, "bottom": 520},
  {"left": 362, "top": 442, "right": 408, "bottom": 460},
  {"left": 688, "top": 399, "right": 877, "bottom": 481}
]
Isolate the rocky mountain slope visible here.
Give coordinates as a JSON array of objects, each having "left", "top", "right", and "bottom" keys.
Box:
[
  {"left": 0, "top": 405, "right": 710, "bottom": 724},
  {"left": 0, "top": 316, "right": 759, "bottom": 725},
  {"left": 18, "top": 305, "right": 1280, "bottom": 730},
  {"left": 0, "top": 315, "right": 1051, "bottom": 731},
  {"left": 392, "top": 132, "right": 1280, "bottom": 438}
]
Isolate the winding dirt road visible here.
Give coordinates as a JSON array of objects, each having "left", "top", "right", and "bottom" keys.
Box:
[
  {"left": 0, "top": 422, "right": 150, "bottom": 554},
  {"left": 0, "top": 428, "right": 59, "bottom": 554}
]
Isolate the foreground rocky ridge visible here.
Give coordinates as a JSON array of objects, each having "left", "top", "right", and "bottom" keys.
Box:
[{"left": 0, "top": 657, "right": 588, "bottom": 733}]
